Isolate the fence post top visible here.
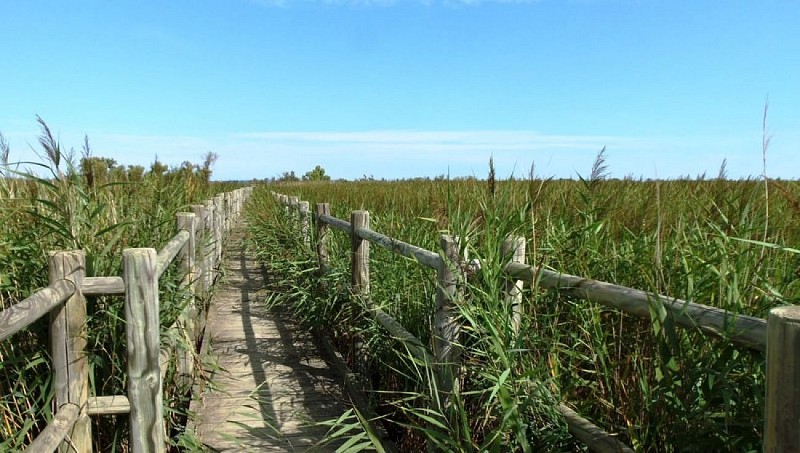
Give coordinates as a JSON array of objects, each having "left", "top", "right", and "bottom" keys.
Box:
[
  {"left": 177, "top": 212, "right": 196, "bottom": 218},
  {"left": 769, "top": 306, "right": 800, "bottom": 320}
]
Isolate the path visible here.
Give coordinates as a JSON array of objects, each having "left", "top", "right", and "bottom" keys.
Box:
[{"left": 191, "top": 229, "right": 348, "bottom": 451}]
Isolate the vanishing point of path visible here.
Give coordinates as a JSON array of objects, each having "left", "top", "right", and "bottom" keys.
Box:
[{"left": 191, "top": 227, "right": 348, "bottom": 451}]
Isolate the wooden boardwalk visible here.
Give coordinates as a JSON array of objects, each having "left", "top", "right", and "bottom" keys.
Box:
[{"left": 191, "top": 230, "right": 349, "bottom": 451}]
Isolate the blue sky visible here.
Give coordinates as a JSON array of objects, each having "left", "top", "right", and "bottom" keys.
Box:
[{"left": 1, "top": 0, "right": 798, "bottom": 180}]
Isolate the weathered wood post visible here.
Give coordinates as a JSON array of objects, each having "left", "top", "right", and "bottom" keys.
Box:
[
  {"left": 48, "top": 250, "right": 91, "bottom": 453},
  {"left": 123, "top": 248, "right": 165, "bottom": 453},
  {"left": 351, "top": 210, "right": 370, "bottom": 375},
  {"left": 764, "top": 306, "right": 800, "bottom": 452},
  {"left": 191, "top": 205, "right": 206, "bottom": 297},
  {"left": 203, "top": 200, "right": 215, "bottom": 288},
  {"left": 288, "top": 196, "right": 299, "bottom": 226},
  {"left": 502, "top": 236, "right": 526, "bottom": 336},
  {"left": 316, "top": 203, "right": 331, "bottom": 274},
  {"left": 280, "top": 194, "right": 289, "bottom": 214},
  {"left": 434, "top": 235, "right": 463, "bottom": 399},
  {"left": 299, "top": 201, "right": 310, "bottom": 249},
  {"left": 177, "top": 212, "right": 197, "bottom": 387},
  {"left": 214, "top": 195, "right": 224, "bottom": 271}
]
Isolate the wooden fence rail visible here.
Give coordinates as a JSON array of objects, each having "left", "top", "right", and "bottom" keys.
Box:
[
  {"left": 274, "top": 191, "right": 796, "bottom": 452},
  {"left": 0, "top": 186, "right": 252, "bottom": 453}
]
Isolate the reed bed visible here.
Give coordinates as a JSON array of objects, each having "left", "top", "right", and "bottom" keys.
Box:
[
  {"left": 0, "top": 121, "right": 234, "bottom": 451},
  {"left": 246, "top": 157, "right": 799, "bottom": 451}
]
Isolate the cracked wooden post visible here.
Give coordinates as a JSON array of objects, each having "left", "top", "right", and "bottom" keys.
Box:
[
  {"left": 502, "top": 236, "right": 526, "bottom": 336},
  {"left": 123, "top": 248, "right": 165, "bottom": 453},
  {"left": 48, "top": 250, "right": 91, "bottom": 453},
  {"left": 765, "top": 306, "right": 800, "bottom": 452},
  {"left": 316, "top": 203, "right": 331, "bottom": 274}
]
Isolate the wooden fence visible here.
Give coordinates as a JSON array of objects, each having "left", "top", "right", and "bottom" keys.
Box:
[
  {"left": 274, "top": 191, "right": 797, "bottom": 453},
  {"left": 0, "top": 186, "right": 252, "bottom": 453}
]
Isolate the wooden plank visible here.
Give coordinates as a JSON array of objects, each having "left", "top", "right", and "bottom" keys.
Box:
[
  {"left": 193, "top": 231, "right": 350, "bottom": 451},
  {"left": 82, "top": 276, "right": 124, "bottom": 296},
  {"left": 557, "top": 404, "right": 633, "bottom": 453},
  {"left": 87, "top": 395, "right": 131, "bottom": 416},
  {"left": 48, "top": 251, "right": 91, "bottom": 453},
  {"left": 0, "top": 280, "right": 73, "bottom": 342},
  {"left": 155, "top": 229, "right": 190, "bottom": 279},
  {"left": 24, "top": 404, "right": 79, "bottom": 453},
  {"left": 764, "top": 306, "right": 800, "bottom": 452},
  {"left": 505, "top": 263, "right": 767, "bottom": 351},
  {"left": 318, "top": 213, "right": 352, "bottom": 234},
  {"left": 123, "top": 248, "right": 165, "bottom": 453},
  {"left": 355, "top": 226, "right": 442, "bottom": 269}
]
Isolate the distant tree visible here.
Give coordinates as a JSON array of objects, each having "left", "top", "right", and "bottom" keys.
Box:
[
  {"left": 149, "top": 158, "right": 168, "bottom": 177},
  {"left": 278, "top": 170, "right": 300, "bottom": 182},
  {"left": 303, "top": 165, "right": 331, "bottom": 182}
]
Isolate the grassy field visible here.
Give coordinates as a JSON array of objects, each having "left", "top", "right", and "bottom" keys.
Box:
[
  {"left": 0, "top": 122, "right": 238, "bottom": 451},
  {"left": 246, "top": 158, "right": 799, "bottom": 451}
]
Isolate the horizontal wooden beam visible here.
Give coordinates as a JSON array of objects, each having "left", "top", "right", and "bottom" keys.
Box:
[
  {"left": 87, "top": 395, "right": 131, "bottom": 415},
  {"left": 317, "top": 214, "right": 352, "bottom": 234},
  {"left": 82, "top": 276, "right": 124, "bottom": 296},
  {"left": 506, "top": 263, "right": 767, "bottom": 351},
  {"left": 355, "top": 227, "right": 442, "bottom": 269},
  {"left": 558, "top": 404, "right": 633, "bottom": 453},
  {"left": 25, "top": 403, "right": 79, "bottom": 453},
  {"left": 0, "top": 280, "right": 74, "bottom": 342},
  {"left": 156, "top": 229, "right": 190, "bottom": 278}
]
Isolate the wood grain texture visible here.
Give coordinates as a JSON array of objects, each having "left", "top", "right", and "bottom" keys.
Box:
[
  {"left": 764, "top": 306, "right": 800, "bottom": 452},
  {"left": 155, "top": 230, "right": 190, "bottom": 278},
  {"left": 0, "top": 280, "right": 73, "bottom": 342},
  {"left": 123, "top": 248, "right": 165, "bottom": 453},
  {"left": 81, "top": 276, "right": 124, "bottom": 296},
  {"left": 502, "top": 236, "right": 526, "bottom": 335},
  {"left": 87, "top": 395, "right": 131, "bottom": 416},
  {"left": 192, "top": 229, "right": 349, "bottom": 451},
  {"left": 505, "top": 263, "right": 767, "bottom": 351},
  {"left": 25, "top": 404, "right": 79, "bottom": 453},
  {"left": 315, "top": 203, "right": 331, "bottom": 274},
  {"left": 48, "top": 251, "right": 91, "bottom": 453}
]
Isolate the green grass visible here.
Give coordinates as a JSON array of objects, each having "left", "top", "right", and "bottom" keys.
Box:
[{"left": 245, "top": 157, "right": 799, "bottom": 451}]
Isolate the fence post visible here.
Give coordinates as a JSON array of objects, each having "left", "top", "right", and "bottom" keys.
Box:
[
  {"left": 203, "top": 200, "right": 215, "bottom": 288},
  {"left": 48, "top": 251, "right": 91, "bottom": 453},
  {"left": 351, "top": 211, "right": 370, "bottom": 296},
  {"left": 299, "top": 201, "right": 310, "bottom": 249},
  {"left": 214, "top": 195, "right": 224, "bottom": 271},
  {"left": 434, "top": 235, "right": 463, "bottom": 399},
  {"left": 123, "top": 248, "right": 165, "bottom": 453},
  {"left": 351, "top": 211, "right": 370, "bottom": 375},
  {"left": 765, "top": 306, "right": 800, "bottom": 452},
  {"left": 316, "top": 203, "right": 331, "bottom": 274},
  {"left": 177, "top": 212, "right": 197, "bottom": 388},
  {"left": 191, "top": 205, "right": 207, "bottom": 298},
  {"left": 502, "top": 236, "right": 526, "bottom": 336}
]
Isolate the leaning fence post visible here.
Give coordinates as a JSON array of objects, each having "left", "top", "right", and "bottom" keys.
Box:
[
  {"left": 48, "top": 250, "right": 91, "bottom": 453},
  {"left": 316, "top": 203, "right": 331, "bottom": 274},
  {"left": 765, "top": 306, "right": 800, "bottom": 452},
  {"left": 123, "top": 248, "right": 165, "bottom": 453},
  {"left": 434, "top": 235, "right": 463, "bottom": 399},
  {"left": 502, "top": 236, "right": 526, "bottom": 336}
]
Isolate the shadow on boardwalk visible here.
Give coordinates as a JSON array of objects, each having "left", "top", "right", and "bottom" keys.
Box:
[{"left": 192, "top": 230, "right": 348, "bottom": 452}]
